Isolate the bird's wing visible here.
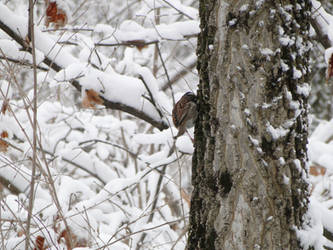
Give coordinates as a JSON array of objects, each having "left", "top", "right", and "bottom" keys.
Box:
[{"left": 174, "top": 101, "right": 191, "bottom": 128}]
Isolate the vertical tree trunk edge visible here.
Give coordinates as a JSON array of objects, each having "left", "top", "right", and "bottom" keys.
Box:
[{"left": 187, "top": 1, "right": 312, "bottom": 249}]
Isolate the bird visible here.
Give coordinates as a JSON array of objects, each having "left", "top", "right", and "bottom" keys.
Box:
[{"left": 172, "top": 92, "right": 197, "bottom": 140}]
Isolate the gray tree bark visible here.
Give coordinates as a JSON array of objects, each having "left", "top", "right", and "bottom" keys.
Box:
[{"left": 187, "top": 0, "right": 312, "bottom": 249}]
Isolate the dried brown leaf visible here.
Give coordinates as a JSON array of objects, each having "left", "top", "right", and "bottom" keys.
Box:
[
  {"left": 58, "top": 229, "right": 88, "bottom": 249},
  {"left": 1, "top": 131, "right": 8, "bottom": 138},
  {"left": 1, "top": 99, "right": 9, "bottom": 115},
  {"left": 58, "top": 230, "right": 72, "bottom": 250},
  {"left": 34, "top": 236, "right": 46, "bottom": 250},
  {"left": 45, "top": 1, "right": 68, "bottom": 28},
  {"left": 0, "top": 139, "right": 8, "bottom": 152},
  {"left": 82, "top": 89, "right": 103, "bottom": 109},
  {"left": 309, "top": 165, "right": 326, "bottom": 176}
]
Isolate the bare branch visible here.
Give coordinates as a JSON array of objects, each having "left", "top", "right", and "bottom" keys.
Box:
[
  {"left": 97, "top": 217, "right": 187, "bottom": 249},
  {"left": 160, "top": 0, "right": 194, "bottom": 20},
  {"left": 135, "top": 145, "right": 176, "bottom": 249},
  {"left": 95, "top": 33, "right": 198, "bottom": 48},
  {"left": 43, "top": 27, "right": 94, "bottom": 32},
  {"left": 95, "top": 40, "right": 158, "bottom": 48},
  {"left": 139, "top": 75, "right": 164, "bottom": 118},
  {"left": 63, "top": 36, "right": 197, "bottom": 47},
  {"left": 25, "top": 1, "right": 38, "bottom": 248},
  {"left": 155, "top": 43, "right": 176, "bottom": 105},
  {"left": 0, "top": 56, "right": 49, "bottom": 71},
  {"left": 0, "top": 175, "right": 21, "bottom": 195},
  {"left": 79, "top": 139, "right": 138, "bottom": 159},
  {"left": 161, "top": 60, "right": 197, "bottom": 91},
  {"left": 42, "top": 149, "right": 106, "bottom": 185}
]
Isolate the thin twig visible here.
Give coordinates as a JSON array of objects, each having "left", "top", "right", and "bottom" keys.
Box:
[
  {"left": 42, "top": 27, "right": 94, "bottom": 32},
  {"left": 0, "top": 175, "right": 21, "bottom": 195},
  {"left": 153, "top": 7, "right": 161, "bottom": 76},
  {"left": 78, "top": 139, "right": 138, "bottom": 158},
  {"left": 95, "top": 40, "right": 158, "bottom": 47},
  {"left": 0, "top": 10, "right": 75, "bottom": 248},
  {"left": 108, "top": 0, "right": 138, "bottom": 23},
  {"left": 156, "top": 43, "right": 175, "bottom": 105},
  {"left": 139, "top": 75, "right": 164, "bottom": 119},
  {"left": 135, "top": 145, "right": 176, "bottom": 249},
  {"left": 160, "top": 0, "right": 194, "bottom": 20},
  {"left": 161, "top": 60, "right": 197, "bottom": 91},
  {"left": 97, "top": 217, "right": 187, "bottom": 249},
  {"left": 25, "top": 1, "right": 38, "bottom": 248},
  {"left": 170, "top": 226, "right": 188, "bottom": 250},
  {"left": 42, "top": 148, "right": 106, "bottom": 185},
  {"left": 0, "top": 56, "right": 49, "bottom": 71}
]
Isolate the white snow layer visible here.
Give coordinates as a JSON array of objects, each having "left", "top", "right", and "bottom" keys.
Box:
[{"left": 0, "top": 3, "right": 169, "bottom": 126}]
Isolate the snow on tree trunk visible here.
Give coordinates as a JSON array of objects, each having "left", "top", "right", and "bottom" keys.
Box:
[{"left": 188, "top": 0, "right": 312, "bottom": 249}]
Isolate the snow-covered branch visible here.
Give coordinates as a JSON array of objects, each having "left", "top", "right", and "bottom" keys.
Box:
[
  {"left": 0, "top": 4, "right": 168, "bottom": 130},
  {"left": 94, "top": 20, "right": 199, "bottom": 46},
  {"left": 311, "top": 0, "right": 333, "bottom": 49}
]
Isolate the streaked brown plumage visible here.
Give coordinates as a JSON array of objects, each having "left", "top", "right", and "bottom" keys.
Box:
[{"left": 172, "top": 92, "right": 197, "bottom": 138}]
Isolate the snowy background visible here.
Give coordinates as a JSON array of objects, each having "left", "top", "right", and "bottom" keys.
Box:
[{"left": 0, "top": 0, "right": 333, "bottom": 249}]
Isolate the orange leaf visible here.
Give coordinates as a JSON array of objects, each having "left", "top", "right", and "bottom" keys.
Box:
[
  {"left": 0, "top": 139, "right": 8, "bottom": 152},
  {"left": 58, "top": 230, "right": 88, "bottom": 250},
  {"left": 58, "top": 229, "right": 88, "bottom": 249},
  {"left": 309, "top": 165, "right": 326, "bottom": 176},
  {"left": 1, "top": 99, "right": 9, "bottom": 115},
  {"left": 45, "top": 1, "right": 68, "bottom": 28},
  {"left": 34, "top": 236, "right": 46, "bottom": 250},
  {"left": 58, "top": 230, "right": 72, "bottom": 249},
  {"left": 82, "top": 89, "right": 103, "bottom": 109},
  {"left": 1, "top": 131, "right": 8, "bottom": 138}
]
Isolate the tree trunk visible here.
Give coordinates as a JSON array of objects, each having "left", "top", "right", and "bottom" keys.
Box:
[{"left": 188, "top": 1, "right": 312, "bottom": 249}]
